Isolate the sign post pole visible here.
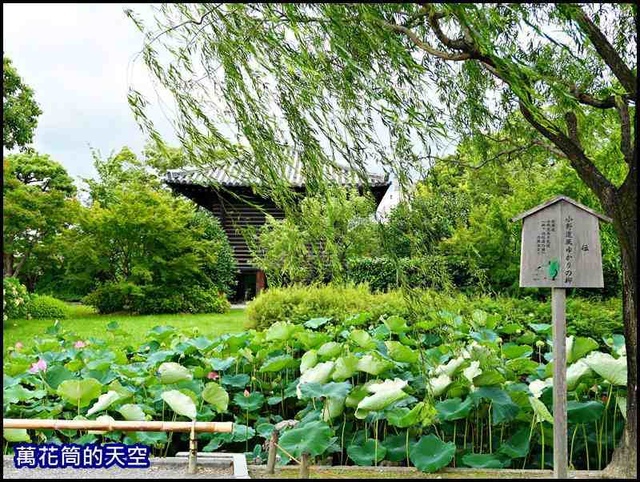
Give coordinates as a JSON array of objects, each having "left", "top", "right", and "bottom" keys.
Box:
[
  {"left": 511, "top": 195, "right": 611, "bottom": 479},
  {"left": 552, "top": 287, "right": 567, "bottom": 479}
]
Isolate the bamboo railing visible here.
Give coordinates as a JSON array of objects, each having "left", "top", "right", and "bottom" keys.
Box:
[{"left": 3, "top": 418, "right": 234, "bottom": 473}]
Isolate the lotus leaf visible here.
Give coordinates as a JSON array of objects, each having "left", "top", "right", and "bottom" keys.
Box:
[
  {"left": 304, "top": 317, "right": 332, "bottom": 329},
  {"left": 385, "top": 341, "right": 418, "bottom": 364},
  {"left": 435, "top": 397, "right": 473, "bottom": 421},
  {"left": 567, "top": 400, "right": 605, "bottom": 424},
  {"left": 278, "top": 420, "right": 334, "bottom": 458},
  {"left": 87, "top": 390, "right": 121, "bottom": 416},
  {"left": 117, "top": 404, "right": 146, "bottom": 421},
  {"left": 347, "top": 439, "right": 387, "bottom": 465},
  {"left": 350, "top": 330, "right": 375, "bottom": 349},
  {"left": 158, "top": 362, "right": 192, "bottom": 384},
  {"left": 300, "top": 350, "right": 318, "bottom": 374},
  {"left": 498, "top": 427, "right": 530, "bottom": 458},
  {"left": 233, "top": 391, "right": 265, "bottom": 411},
  {"left": 383, "top": 315, "right": 409, "bottom": 333},
  {"left": 409, "top": 435, "right": 455, "bottom": 473},
  {"left": 583, "top": 352, "right": 627, "bottom": 386},
  {"left": 202, "top": 382, "right": 229, "bottom": 412},
  {"left": 462, "top": 453, "right": 507, "bottom": 468},
  {"left": 57, "top": 378, "right": 102, "bottom": 408},
  {"left": 332, "top": 355, "right": 359, "bottom": 381},
  {"left": 259, "top": 354, "right": 298, "bottom": 373}
]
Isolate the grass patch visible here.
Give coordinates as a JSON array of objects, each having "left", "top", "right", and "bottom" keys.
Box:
[{"left": 3, "top": 303, "right": 248, "bottom": 354}]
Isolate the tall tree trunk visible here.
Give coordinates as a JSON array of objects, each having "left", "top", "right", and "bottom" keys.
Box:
[
  {"left": 3, "top": 252, "right": 14, "bottom": 277},
  {"left": 600, "top": 179, "right": 637, "bottom": 479}
]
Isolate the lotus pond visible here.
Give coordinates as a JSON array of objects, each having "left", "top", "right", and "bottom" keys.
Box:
[{"left": 2, "top": 308, "right": 627, "bottom": 473}]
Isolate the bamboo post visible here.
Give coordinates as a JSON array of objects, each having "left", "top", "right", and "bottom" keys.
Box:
[
  {"left": 552, "top": 287, "right": 568, "bottom": 479},
  {"left": 299, "top": 453, "right": 310, "bottom": 479},
  {"left": 266, "top": 428, "right": 279, "bottom": 474},
  {"left": 188, "top": 420, "right": 198, "bottom": 474},
  {"left": 3, "top": 419, "right": 233, "bottom": 433}
]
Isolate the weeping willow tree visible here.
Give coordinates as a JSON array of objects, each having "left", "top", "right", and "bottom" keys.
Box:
[{"left": 127, "top": 4, "right": 636, "bottom": 475}]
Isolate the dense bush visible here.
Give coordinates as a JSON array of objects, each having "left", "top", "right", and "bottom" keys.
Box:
[
  {"left": 84, "top": 282, "right": 230, "bottom": 315},
  {"left": 347, "top": 256, "right": 452, "bottom": 292},
  {"left": 246, "top": 284, "right": 408, "bottom": 330},
  {"left": 3, "top": 277, "right": 30, "bottom": 321},
  {"left": 24, "top": 294, "right": 68, "bottom": 319}
]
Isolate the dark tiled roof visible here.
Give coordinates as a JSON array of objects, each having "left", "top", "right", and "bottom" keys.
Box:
[{"left": 165, "top": 159, "right": 390, "bottom": 188}]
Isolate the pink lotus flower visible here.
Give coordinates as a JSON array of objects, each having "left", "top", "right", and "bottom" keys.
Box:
[
  {"left": 29, "top": 358, "right": 47, "bottom": 374},
  {"left": 15, "top": 342, "right": 24, "bottom": 350},
  {"left": 243, "top": 389, "right": 250, "bottom": 397},
  {"left": 207, "top": 371, "right": 219, "bottom": 380},
  {"left": 74, "top": 340, "right": 87, "bottom": 349}
]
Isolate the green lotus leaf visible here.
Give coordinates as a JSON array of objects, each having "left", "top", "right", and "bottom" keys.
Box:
[
  {"left": 299, "top": 381, "right": 352, "bottom": 400},
  {"left": 462, "top": 453, "right": 507, "bottom": 468},
  {"left": 3, "top": 429, "right": 30, "bottom": 442},
  {"left": 387, "top": 401, "right": 436, "bottom": 428},
  {"left": 259, "top": 354, "right": 298, "bottom": 373},
  {"left": 583, "top": 352, "right": 627, "bottom": 386},
  {"left": 435, "top": 357, "right": 465, "bottom": 377},
  {"left": 233, "top": 391, "right": 265, "bottom": 411},
  {"left": 117, "top": 403, "right": 146, "bottom": 421},
  {"left": 44, "top": 365, "right": 76, "bottom": 390},
  {"left": 502, "top": 344, "right": 533, "bottom": 360},
  {"left": 505, "top": 358, "right": 539, "bottom": 375},
  {"left": 355, "top": 379, "right": 408, "bottom": 419},
  {"left": 497, "top": 427, "right": 530, "bottom": 459},
  {"left": 317, "top": 342, "right": 342, "bottom": 359},
  {"left": 469, "top": 329, "right": 498, "bottom": 343},
  {"left": 158, "top": 362, "right": 192, "bottom": 384},
  {"left": 345, "top": 384, "right": 370, "bottom": 408},
  {"left": 4, "top": 385, "right": 47, "bottom": 404},
  {"left": 265, "top": 321, "right": 298, "bottom": 341},
  {"left": 296, "top": 361, "right": 335, "bottom": 398},
  {"left": 616, "top": 396, "right": 627, "bottom": 421},
  {"left": 529, "top": 323, "right": 552, "bottom": 334},
  {"left": 161, "top": 390, "right": 197, "bottom": 419},
  {"left": 350, "top": 330, "right": 375, "bottom": 349},
  {"left": 304, "top": 317, "right": 332, "bottom": 329},
  {"left": 202, "top": 382, "right": 229, "bottom": 412},
  {"left": 435, "top": 397, "right": 473, "bottom": 421},
  {"left": 87, "top": 390, "right": 121, "bottom": 416},
  {"left": 147, "top": 325, "right": 176, "bottom": 342},
  {"left": 322, "top": 396, "right": 346, "bottom": 421},
  {"left": 470, "top": 387, "right": 520, "bottom": 425},
  {"left": 221, "top": 373, "right": 250, "bottom": 388},
  {"left": 347, "top": 439, "right": 387, "bottom": 466},
  {"left": 231, "top": 424, "right": 256, "bottom": 442},
  {"left": 566, "top": 360, "right": 593, "bottom": 390},
  {"left": 568, "top": 336, "right": 599, "bottom": 363},
  {"left": 295, "top": 331, "right": 331, "bottom": 350},
  {"left": 409, "top": 435, "right": 455, "bottom": 473},
  {"left": 278, "top": 420, "right": 334, "bottom": 458},
  {"left": 357, "top": 354, "right": 392, "bottom": 376},
  {"left": 344, "top": 312, "right": 372, "bottom": 326},
  {"left": 473, "top": 370, "right": 505, "bottom": 387},
  {"left": 567, "top": 400, "right": 605, "bottom": 424},
  {"left": 300, "top": 350, "right": 318, "bottom": 374},
  {"left": 603, "top": 334, "right": 626, "bottom": 357},
  {"left": 385, "top": 341, "right": 418, "bottom": 364},
  {"left": 332, "top": 355, "right": 359, "bottom": 381},
  {"left": 383, "top": 432, "right": 413, "bottom": 462},
  {"left": 383, "top": 315, "right": 409, "bottom": 333},
  {"left": 529, "top": 397, "right": 553, "bottom": 424},
  {"left": 210, "top": 357, "right": 236, "bottom": 371},
  {"left": 57, "top": 378, "right": 102, "bottom": 408},
  {"left": 427, "top": 373, "right": 452, "bottom": 396}
]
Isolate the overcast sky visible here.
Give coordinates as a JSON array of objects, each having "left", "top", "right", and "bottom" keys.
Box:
[{"left": 3, "top": 3, "right": 176, "bottom": 183}]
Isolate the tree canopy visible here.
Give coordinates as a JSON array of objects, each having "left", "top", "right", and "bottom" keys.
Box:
[{"left": 3, "top": 55, "right": 42, "bottom": 150}]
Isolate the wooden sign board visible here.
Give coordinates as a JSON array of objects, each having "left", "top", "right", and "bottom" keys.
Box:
[{"left": 512, "top": 196, "right": 611, "bottom": 288}]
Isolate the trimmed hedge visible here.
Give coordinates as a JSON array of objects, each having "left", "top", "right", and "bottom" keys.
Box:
[
  {"left": 83, "top": 282, "right": 230, "bottom": 315},
  {"left": 24, "top": 295, "right": 68, "bottom": 319}
]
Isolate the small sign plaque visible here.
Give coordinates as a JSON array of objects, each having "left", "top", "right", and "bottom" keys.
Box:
[{"left": 512, "top": 196, "right": 611, "bottom": 288}]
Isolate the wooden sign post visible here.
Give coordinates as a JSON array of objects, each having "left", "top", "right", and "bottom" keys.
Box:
[{"left": 511, "top": 195, "right": 611, "bottom": 478}]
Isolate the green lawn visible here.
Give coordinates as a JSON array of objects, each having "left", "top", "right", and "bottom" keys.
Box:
[{"left": 3, "top": 303, "right": 249, "bottom": 354}]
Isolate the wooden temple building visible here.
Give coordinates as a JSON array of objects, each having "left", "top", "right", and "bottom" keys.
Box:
[{"left": 165, "top": 161, "right": 391, "bottom": 301}]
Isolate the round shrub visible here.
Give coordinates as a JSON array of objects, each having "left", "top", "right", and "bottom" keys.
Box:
[
  {"left": 82, "top": 282, "right": 143, "bottom": 314},
  {"left": 25, "top": 295, "right": 68, "bottom": 319},
  {"left": 3, "top": 277, "right": 30, "bottom": 321}
]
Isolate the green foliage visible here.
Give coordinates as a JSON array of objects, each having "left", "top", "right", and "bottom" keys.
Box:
[
  {"left": 246, "top": 284, "right": 407, "bottom": 330},
  {"left": 251, "top": 189, "right": 380, "bottom": 286},
  {"left": 24, "top": 295, "right": 68, "bottom": 320},
  {"left": 3, "top": 277, "right": 30, "bottom": 321},
  {"left": 3, "top": 152, "right": 78, "bottom": 282},
  {"left": 347, "top": 256, "right": 452, "bottom": 292},
  {"left": 3, "top": 55, "right": 42, "bottom": 150}
]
